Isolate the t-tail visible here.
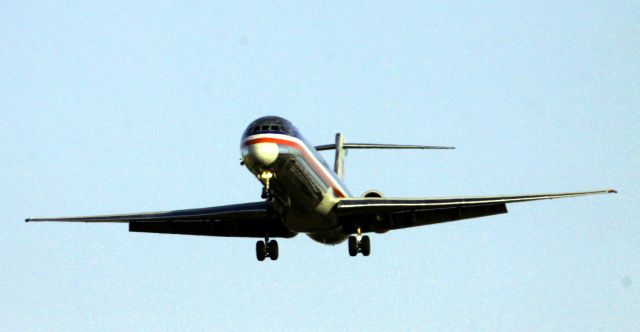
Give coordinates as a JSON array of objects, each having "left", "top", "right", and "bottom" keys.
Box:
[{"left": 315, "top": 133, "right": 454, "bottom": 179}]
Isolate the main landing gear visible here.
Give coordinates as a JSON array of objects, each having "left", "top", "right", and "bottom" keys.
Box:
[
  {"left": 348, "top": 227, "right": 371, "bottom": 257},
  {"left": 256, "top": 237, "right": 279, "bottom": 261}
]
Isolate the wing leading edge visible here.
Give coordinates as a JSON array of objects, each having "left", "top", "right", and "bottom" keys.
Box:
[
  {"left": 336, "top": 189, "right": 616, "bottom": 234},
  {"left": 26, "top": 201, "right": 296, "bottom": 238}
]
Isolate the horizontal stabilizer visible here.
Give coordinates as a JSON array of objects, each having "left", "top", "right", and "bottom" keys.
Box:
[
  {"left": 319, "top": 133, "right": 454, "bottom": 179},
  {"left": 315, "top": 143, "right": 455, "bottom": 151}
]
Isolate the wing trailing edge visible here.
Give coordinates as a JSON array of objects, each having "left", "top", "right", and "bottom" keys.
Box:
[
  {"left": 336, "top": 189, "right": 616, "bottom": 214},
  {"left": 336, "top": 189, "right": 616, "bottom": 234},
  {"left": 26, "top": 201, "right": 297, "bottom": 238},
  {"left": 25, "top": 202, "right": 269, "bottom": 223}
]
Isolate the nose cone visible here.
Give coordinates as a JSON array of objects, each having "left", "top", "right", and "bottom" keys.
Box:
[{"left": 247, "top": 142, "right": 279, "bottom": 166}]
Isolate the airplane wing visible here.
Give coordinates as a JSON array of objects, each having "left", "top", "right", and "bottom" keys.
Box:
[
  {"left": 336, "top": 189, "right": 616, "bottom": 233},
  {"left": 26, "top": 201, "right": 296, "bottom": 238}
]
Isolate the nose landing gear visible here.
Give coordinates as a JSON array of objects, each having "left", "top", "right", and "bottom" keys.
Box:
[
  {"left": 348, "top": 227, "right": 371, "bottom": 257},
  {"left": 256, "top": 237, "right": 279, "bottom": 261},
  {"left": 258, "top": 170, "right": 274, "bottom": 199}
]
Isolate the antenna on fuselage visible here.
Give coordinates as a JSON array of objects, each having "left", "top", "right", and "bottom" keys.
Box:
[{"left": 315, "top": 133, "right": 455, "bottom": 180}]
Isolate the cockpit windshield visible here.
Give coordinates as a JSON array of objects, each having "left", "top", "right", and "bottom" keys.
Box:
[
  {"left": 249, "top": 125, "right": 291, "bottom": 134},
  {"left": 248, "top": 125, "right": 285, "bottom": 134},
  {"left": 243, "top": 116, "right": 297, "bottom": 138}
]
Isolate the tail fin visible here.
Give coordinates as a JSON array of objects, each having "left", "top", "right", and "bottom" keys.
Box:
[{"left": 315, "top": 133, "right": 454, "bottom": 179}]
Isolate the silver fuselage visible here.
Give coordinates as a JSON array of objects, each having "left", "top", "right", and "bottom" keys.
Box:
[{"left": 241, "top": 120, "right": 351, "bottom": 244}]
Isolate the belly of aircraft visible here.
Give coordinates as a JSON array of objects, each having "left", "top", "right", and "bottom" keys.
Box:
[
  {"left": 270, "top": 156, "right": 341, "bottom": 231},
  {"left": 273, "top": 152, "right": 339, "bottom": 229}
]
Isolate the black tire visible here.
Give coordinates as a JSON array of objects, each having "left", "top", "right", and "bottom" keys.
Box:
[
  {"left": 256, "top": 241, "right": 266, "bottom": 261},
  {"left": 268, "top": 240, "right": 279, "bottom": 260},
  {"left": 361, "top": 236, "right": 371, "bottom": 256},
  {"left": 348, "top": 236, "right": 358, "bottom": 256}
]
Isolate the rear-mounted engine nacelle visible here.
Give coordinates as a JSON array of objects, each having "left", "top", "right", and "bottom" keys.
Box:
[{"left": 362, "top": 190, "right": 384, "bottom": 198}]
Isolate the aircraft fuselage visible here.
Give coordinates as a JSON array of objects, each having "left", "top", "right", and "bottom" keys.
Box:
[{"left": 241, "top": 116, "right": 351, "bottom": 244}]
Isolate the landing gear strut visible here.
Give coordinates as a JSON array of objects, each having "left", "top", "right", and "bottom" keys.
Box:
[
  {"left": 348, "top": 227, "right": 371, "bottom": 257},
  {"left": 256, "top": 237, "right": 279, "bottom": 261},
  {"left": 259, "top": 170, "right": 274, "bottom": 199}
]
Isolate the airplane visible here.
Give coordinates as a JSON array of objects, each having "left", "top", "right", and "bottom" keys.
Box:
[{"left": 26, "top": 116, "right": 617, "bottom": 261}]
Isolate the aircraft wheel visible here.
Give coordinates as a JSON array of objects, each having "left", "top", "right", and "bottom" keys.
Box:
[
  {"left": 348, "top": 236, "right": 358, "bottom": 256},
  {"left": 261, "top": 187, "right": 273, "bottom": 199},
  {"left": 361, "top": 235, "right": 371, "bottom": 256},
  {"left": 256, "top": 240, "right": 266, "bottom": 261},
  {"left": 268, "top": 240, "right": 279, "bottom": 260}
]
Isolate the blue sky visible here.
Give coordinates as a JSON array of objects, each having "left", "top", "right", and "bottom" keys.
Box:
[{"left": 1, "top": 1, "right": 638, "bottom": 331}]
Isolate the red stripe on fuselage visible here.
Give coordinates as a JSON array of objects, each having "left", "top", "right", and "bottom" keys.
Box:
[{"left": 243, "top": 136, "right": 347, "bottom": 198}]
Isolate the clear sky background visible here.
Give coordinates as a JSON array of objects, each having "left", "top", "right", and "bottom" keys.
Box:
[{"left": 1, "top": 1, "right": 638, "bottom": 331}]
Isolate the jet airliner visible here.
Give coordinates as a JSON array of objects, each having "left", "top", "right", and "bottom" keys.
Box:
[{"left": 27, "top": 116, "right": 616, "bottom": 261}]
